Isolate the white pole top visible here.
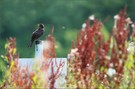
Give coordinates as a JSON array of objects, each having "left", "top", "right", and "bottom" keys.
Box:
[{"left": 35, "top": 40, "right": 43, "bottom": 59}]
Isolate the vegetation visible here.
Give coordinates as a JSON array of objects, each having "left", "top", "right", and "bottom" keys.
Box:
[
  {"left": 0, "top": 0, "right": 135, "bottom": 88},
  {"left": 0, "top": 29, "right": 65, "bottom": 88},
  {"left": 67, "top": 9, "right": 135, "bottom": 88},
  {"left": 0, "top": 0, "right": 135, "bottom": 57},
  {"left": 0, "top": 8, "right": 135, "bottom": 88}
]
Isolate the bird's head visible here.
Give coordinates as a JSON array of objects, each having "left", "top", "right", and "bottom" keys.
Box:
[{"left": 38, "top": 23, "right": 44, "bottom": 28}]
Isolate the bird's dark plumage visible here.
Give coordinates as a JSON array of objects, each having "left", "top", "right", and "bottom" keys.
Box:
[{"left": 28, "top": 24, "right": 45, "bottom": 47}]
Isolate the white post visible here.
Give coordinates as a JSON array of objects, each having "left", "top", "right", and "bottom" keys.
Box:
[{"left": 35, "top": 40, "right": 43, "bottom": 59}]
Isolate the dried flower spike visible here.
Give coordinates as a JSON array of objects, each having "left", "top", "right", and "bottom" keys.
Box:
[
  {"left": 114, "top": 14, "right": 120, "bottom": 20},
  {"left": 89, "top": 15, "right": 95, "bottom": 21},
  {"left": 125, "top": 17, "right": 132, "bottom": 24}
]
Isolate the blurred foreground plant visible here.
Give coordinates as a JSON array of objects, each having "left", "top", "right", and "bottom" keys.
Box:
[
  {"left": 0, "top": 9, "right": 134, "bottom": 89},
  {"left": 0, "top": 27, "right": 64, "bottom": 89},
  {"left": 67, "top": 9, "right": 135, "bottom": 89}
]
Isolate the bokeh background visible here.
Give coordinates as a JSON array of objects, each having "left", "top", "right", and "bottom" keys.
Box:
[{"left": 0, "top": 0, "right": 135, "bottom": 58}]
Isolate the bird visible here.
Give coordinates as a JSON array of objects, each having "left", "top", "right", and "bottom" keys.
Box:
[{"left": 28, "top": 23, "right": 45, "bottom": 47}]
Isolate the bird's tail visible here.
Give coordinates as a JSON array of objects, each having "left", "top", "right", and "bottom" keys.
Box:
[{"left": 28, "top": 41, "right": 33, "bottom": 47}]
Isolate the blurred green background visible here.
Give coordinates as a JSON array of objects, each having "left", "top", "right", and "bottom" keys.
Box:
[{"left": 0, "top": 0, "right": 135, "bottom": 58}]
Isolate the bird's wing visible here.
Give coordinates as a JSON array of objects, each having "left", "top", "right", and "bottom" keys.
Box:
[
  {"left": 33, "top": 29, "right": 44, "bottom": 35},
  {"left": 32, "top": 29, "right": 38, "bottom": 34},
  {"left": 31, "top": 29, "right": 44, "bottom": 41}
]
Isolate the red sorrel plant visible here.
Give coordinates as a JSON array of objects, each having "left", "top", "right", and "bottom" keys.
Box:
[
  {"left": 0, "top": 27, "right": 64, "bottom": 89},
  {"left": 40, "top": 27, "right": 64, "bottom": 89},
  {"left": 0, "top": 37, "right": 35, "bottom": 89},
  {"left": 67, "top": 9, "right": 135, "bottom": 89}
]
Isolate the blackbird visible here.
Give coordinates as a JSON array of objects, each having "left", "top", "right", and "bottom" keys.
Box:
[{"left": 28, "top": 23, "right": 45, "bottom": 47}]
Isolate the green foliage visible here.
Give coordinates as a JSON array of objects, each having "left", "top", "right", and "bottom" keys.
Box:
[
  {"left": 0, "top": 57, "right": 6, "bottom": 85},
  {"left": 0, "top": 0, "right": 135, "bottom": 57},
  {"left": 101, "top": 25, "right": 110, "bottom": 41},
  {"left": 56, "top": 29, "right": 78, "bottom": 57}
]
